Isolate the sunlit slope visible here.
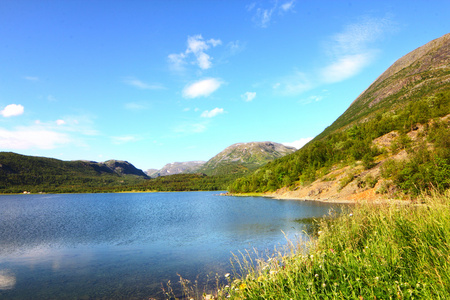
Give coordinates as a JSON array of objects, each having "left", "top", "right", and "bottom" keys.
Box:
[
  {"left": 229, "top": 33, "right": 450, "bottom": 197},
  {"left": 199, "top": 142, "right": 296, "bottom": 176}
]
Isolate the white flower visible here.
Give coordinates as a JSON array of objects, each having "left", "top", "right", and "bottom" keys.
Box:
[{"left": 224, "top": 273, "right": 230, "bottom": 278}]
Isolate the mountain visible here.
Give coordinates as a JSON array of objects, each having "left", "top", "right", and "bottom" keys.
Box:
[
  {"left": 229, "top": 33, "right": 450, "bottom": 200},
  {"left": 0, "top": 152, "right": 148, "bottom": 193},
  {"left": 148, "top": 161, "right": 206, "bottom": 177},
  {"left": 318, "top": 32, "right": 450, "bottom": 139},
  {"left": 199, "top": 142, "right": 296, "bottom": 176}
]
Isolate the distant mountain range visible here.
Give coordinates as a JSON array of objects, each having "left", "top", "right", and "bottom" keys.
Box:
[
  {"left": 3, "top": 33, "right": 448, "bottom": 198},
  {"left": 146, "top": 142, "right": 296, "bottom": 177},
  {"left": 0, "top": 141, "right": 295, "bottom": 193},
  {"left": 146, "top": 161, "right": 206, "bottom": 178}
]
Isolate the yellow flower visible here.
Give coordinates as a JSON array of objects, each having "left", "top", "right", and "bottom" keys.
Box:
[{"left": 239, "top": 283, "right": 247, "bottom": 290}]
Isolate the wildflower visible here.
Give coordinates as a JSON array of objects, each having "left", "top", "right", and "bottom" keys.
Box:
[
  {"left": 329, "top": 248, "right": 335, "bottom": 254},
  {"left": 270, "top": 270, "right": 277, "bottom": 275},
  {"left": 315, "top": 274, "right": 319, "bottom": 278},
  {"left": 224, "top": 273, "right": 230, "bottom": 278},
  {"left": 257, "top": 276, "right": 264, "bottom": 282},
  {"left": 318, "top": 230, "right": 323, "bottom": 235},
  {"left": 239, "top": 283, "right": 247, "bottom": 290},
  {"left": 349, "top": 213, "right": 353, "bottom": 217},
  {"left": 334, "top": 282, "right": 338, "bottom": 286},
  {"left": 322, "top": 283, "right": 326, "bottom": 288},
  {"left": 310, "top": 255, "right": 314, "bottom": 260},
  {"left": 375, "top": 277, "right": 379, "bottom": 281}
]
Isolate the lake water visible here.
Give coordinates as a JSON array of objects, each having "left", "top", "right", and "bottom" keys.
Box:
[{"left": 0, "top": 192, "right": 345, "bottom": 299}]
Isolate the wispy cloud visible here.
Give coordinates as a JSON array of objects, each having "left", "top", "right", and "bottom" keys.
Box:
[
  {"left": 241, "top": 92, "right": 256, "bottom": 102},
  {"left": 299, "top": 94, "right": 325, "bottom": 105},
  {"left": 0, "top": 126, "right": 70, "bottom": 150},
  {"left": 273, "top": 71, "right": 313, "bottom": 96},
  {"left": 174, "top": 121, "right": 208, "bottom": 134},
  {"left": 201, "top": 108, "right": 225, "bottom": 118},
  {"left": 283, "top": 137, "right": 313, "bottom": 149},
  {"left": 124, "top": 102, "right": 149, "bottom": 111},
  {"left": 248, "top": 0, "right": 296, "bottom": 28},
  {"left": 124, "top": 77, "right": 165, "bottom": 90},
  {"left": 24, "top": 76, "right": 39, "bottom": 81},
  {"left": 111, "top": 135, "right": 138, "bottom": 145},
  {"left": 182, "top": 78, "right": 222, "bottom": 98},
  {"left": 1, "top": 104, "right": 24, "bottom": 117},
  {"left": 0, "top": 114, "right": 98, "bottom": 150},
  {"left": 320, "top": 15, "right": 394, "bottom": 83},
  {"left": 169, "top": 35, "right": 222, "bottom": 71}
]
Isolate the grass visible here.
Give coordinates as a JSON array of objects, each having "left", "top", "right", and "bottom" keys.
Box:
[{"left": 173, "top": 190, "right": 450, "bottom": 299}]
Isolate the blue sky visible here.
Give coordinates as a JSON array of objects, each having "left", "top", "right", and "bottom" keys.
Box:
[{"left": 0, "top": 1, "right": 448, "bottom": 170}]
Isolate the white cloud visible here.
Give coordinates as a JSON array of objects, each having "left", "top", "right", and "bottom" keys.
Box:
[
  {"left": 124, "top": 77, "right": 164, "bottom": 90},
  {"left": 241, "top": 92, "right": 256, "bottom": 102},
  {"left": 169, "top": 35, "right": 222, "bottom": 71},
  {"left": 201, "top": 108, "right": 225, "bottom": 118},
  {"left": 283, "top": 137, "right": 313, "bottom": 149},
  {"left": 1, "top": 104, "right": 24, "bottom": 117},
  {"left": 281, "top": 0, "right": 295, "bottom": 12},
  {"left": 168, "top": 53, "right": 186, "bottom": 71},
  {"left": 320, "top": 16, "right": 394, "bottom": 83},
  {"left": 321, "top": 53, "right": 374, "bottom": 83},
  {"left": 248, "top": 1, "right": 296, "bottom": 28},
  {"left": 56, "top": 119, "right": 66, "bottom": 125},
  {"left": 0, "top": 127, "right": 70, "bottom": 150},
  {"left": 182, "top": 78, "right": 222, "bottom": 98}
]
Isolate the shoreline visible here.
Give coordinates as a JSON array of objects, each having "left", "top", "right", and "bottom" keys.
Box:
[{"left": 224, "top": 191, "right": 411, "bottom": 205}]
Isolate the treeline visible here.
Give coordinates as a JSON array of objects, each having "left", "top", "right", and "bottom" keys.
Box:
[
  {"left": 229, "top": 90, "right": 450, "bottom": 195},
  {"left": 108, "top": 173, "right": 241, "bottom": 193},
  {"left": 0, "top": 172, "right": 239, "bottom": 194}
]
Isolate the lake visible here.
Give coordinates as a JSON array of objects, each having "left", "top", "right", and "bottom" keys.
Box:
[{"left": 0, "top": 192, "right": 345, "bottom": 299}]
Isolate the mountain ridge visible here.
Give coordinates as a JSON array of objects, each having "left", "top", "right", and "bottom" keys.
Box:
[{"left": 230, "top": 32, "right": 450, "bottom": 199}]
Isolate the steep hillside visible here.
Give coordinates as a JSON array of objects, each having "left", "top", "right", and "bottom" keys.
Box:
[
  {"left": 318, "top": 33, "right": 450, "bottom": 139},
  {"left": 199, "top": 142, "right": 296, "bottom": 176},
  {"left": 230, "top": 33, "right": 450, "bottom": 200},
  {"left": 0, "top": 152, "right": 148, "bottom": 193}
]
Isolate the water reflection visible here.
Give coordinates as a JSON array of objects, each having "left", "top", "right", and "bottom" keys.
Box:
[
  {"left": 0, "top": 192, "right": 345, "bottom": 299},
  {"left": 0, "top": 270, "right": 16, "bottom": 290}
]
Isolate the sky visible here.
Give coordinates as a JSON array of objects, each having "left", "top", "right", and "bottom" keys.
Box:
[{"left": 0, "top": 1, "right": 449, "bottom": 171}]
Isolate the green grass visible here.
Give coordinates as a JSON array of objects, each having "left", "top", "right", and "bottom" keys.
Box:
[{"left": 193, "top": 191, "right": 450, "bottom": 299}]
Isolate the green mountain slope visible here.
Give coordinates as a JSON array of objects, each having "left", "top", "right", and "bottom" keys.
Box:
[
  {"left": 0, "top": 152, "right": 148, "bottom": 193},
  {"left": 199, "top": 142, "right": 296, "bottom": 176},
  {"left": 229, "top": 33, "right": 450, "bottom": 198}
]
